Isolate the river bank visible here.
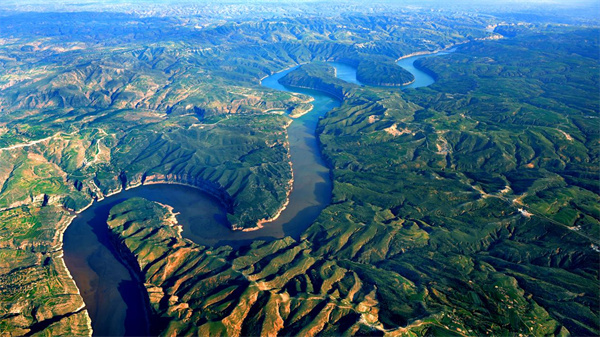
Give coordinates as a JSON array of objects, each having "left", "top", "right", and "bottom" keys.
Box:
[
  {"left": 62, "top": 64, "right": 339, "bottom": 334},
  {"left": 60, "top": 47, "right": 452, "bottom": 334}
]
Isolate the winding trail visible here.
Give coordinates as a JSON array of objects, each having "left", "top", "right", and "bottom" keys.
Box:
[{"left": 0, "top": 132, "right": 76, "bottom": 152}]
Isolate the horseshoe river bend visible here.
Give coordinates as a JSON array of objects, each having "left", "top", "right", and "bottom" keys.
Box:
[{"left": 63, "top": 50, "right": 450, "bottom": 336}]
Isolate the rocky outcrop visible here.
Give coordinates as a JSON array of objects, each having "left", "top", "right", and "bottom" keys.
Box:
[{"left": 140, "top": 174, "right": 234, "bottom": 212}]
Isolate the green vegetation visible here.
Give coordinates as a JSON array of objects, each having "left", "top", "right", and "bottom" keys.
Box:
[
  {"left": 0, "top": 206, "right": 91, "bottom": 335},
  {"left": 0, "top": 3, "right": 598, "bottom": 336},
  {"left": 107, "top": 198, "right": 422, "bottom": 336},
  {"left": 83, "top": 29, "right": 600, "bottom": 337},
  {"left": 0, "top": 7, "right": 498, "bottom": 334},
  {"left": 308, "top": 27, "right": 599, "bottom": 336},
  {"left": 279, "top": 62, "right": 358, "bottom": 100},
  {"left": 356, "top": 59, "right": 415, "bottom": 86}
]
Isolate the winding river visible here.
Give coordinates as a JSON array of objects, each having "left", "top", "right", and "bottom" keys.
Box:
[
  {"left": 330, "top": 49, "right": 453, "bottom": 89},
  {"left": 63, "top": 51, "right": 449, "bottom": 336},
  {"left": 395, "top": 50, "right": 453, "bottom": 89}
]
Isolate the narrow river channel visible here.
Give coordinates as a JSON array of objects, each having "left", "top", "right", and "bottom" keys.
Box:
[{"left": 63, "top": 50, "right": 450, "bottom": 336}]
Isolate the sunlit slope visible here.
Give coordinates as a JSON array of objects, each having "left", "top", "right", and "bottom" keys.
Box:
[
  {"left": 105, "top": 27, "right": 598, "bottom": 336},
  {"left": 108, "top": 198, "right": 430, "bottom": 336},
  {"left": 0, "top": 7, "right": 597, "bottom": 336},
  {"left": 0, "top": 206, "right": 91, "bottom": 335},
  {"left": 308, "top": 28, "right": 599, "bottom": 336}
]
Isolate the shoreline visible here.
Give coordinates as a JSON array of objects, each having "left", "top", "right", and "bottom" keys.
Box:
[
  {"left": 395, "top": 41, "right": 463, "bottom": 62},
  {"left": 358, "top": 77, "right": 416, "bottom": 87},
  {"left": 155, "top": 201, "right": 183, "bottom": 235},
  {"left": 250, "top": 172, "right": 294, "bottom": 231},
  {"left": 56, "top": 57, "right": 333, "bottom": 335},
  {"left": 289, "top": 104, "right": 314, "bottom": 118},
  {"left": 396, "top": 49, "right": 443, "bottom": 62},
  {"left": 53, "top": 213, "right": 94, "bottom": 336},
  {"left": 258, "top": 61, "right": 309, "bottom": 84},
  {"left": 280, "top": 83, "right": 345, "bottom": 102},
  {"left": 72, "top": 173, "right": 295, "bottom": 234},
  {"left": 395, "top": 33, "right": 502, "bottom": 63},
  {"left": 252, "top": 119, "right": 296, "bottom": 230},
  {"left": 260, "top": 62, "right": 316, "bottom": 119}
]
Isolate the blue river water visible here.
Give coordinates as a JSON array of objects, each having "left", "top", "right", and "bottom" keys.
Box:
[{"left": 330, "top": 49, "right": 453, "bottom": 89}]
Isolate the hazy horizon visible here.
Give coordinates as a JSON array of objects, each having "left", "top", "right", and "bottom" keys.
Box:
[{"left": 2, "top": 0, "right": 598, "bottom": 7}]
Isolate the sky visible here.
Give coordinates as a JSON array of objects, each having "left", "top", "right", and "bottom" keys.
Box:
[
  {"left": 2, "top": 0, "right": 598, "bottom": 4},
  {"left": 1, "top": 0, "right": 598, "bottom": 16}
]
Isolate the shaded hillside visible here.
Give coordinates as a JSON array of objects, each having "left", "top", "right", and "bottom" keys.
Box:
[
  {"left": 356, "top": 60, "right": 415, "bottom": 87},
  {"left": 0, "top": 6, "right": 598, "bottom": 336},
  {"left": 310, "top": 27, "right": 599, "bottom": 336},
  {"left": 103, "top": 27, "right": 598, "bottom": 336}
]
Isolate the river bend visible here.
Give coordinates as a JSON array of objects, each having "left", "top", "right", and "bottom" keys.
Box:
[{"left": 63, "top": 51, "right": 448, "bottom": 336}]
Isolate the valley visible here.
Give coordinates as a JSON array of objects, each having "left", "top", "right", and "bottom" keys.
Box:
[
  {"left": 0, "top": 2, "right": 598, "bottom": 336},
  {"left": 60, "top": 46, "right": 449, "bottom": 335}
]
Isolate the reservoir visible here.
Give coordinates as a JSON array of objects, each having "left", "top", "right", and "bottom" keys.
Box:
[{"left": 62, "top": 49, "right": 450, "bottom": 336}]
